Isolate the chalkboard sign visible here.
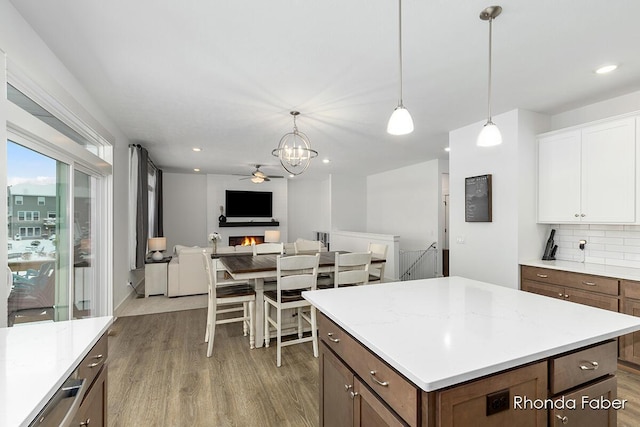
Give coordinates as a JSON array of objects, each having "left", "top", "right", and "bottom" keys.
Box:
[{"left": 465, "top": 174, "right": 492, "bottom": 222}]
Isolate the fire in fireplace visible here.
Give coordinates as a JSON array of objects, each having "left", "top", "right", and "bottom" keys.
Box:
[{"left": 229, "top": 235, "right": 265, "bottom": 246}]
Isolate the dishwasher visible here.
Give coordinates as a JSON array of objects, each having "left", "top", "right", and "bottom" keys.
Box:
[{"left": 28, "top": 369, "right": 87, "bottom": 427}]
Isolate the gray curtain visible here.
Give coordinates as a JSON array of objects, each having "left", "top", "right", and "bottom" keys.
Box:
[
  {"left": 155, "top": 169, "right": 163, "bottom": 237},
  {"left": 135, "top": 146, "right": 149, "bottom": 269}
]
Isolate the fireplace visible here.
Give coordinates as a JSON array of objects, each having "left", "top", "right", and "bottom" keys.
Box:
[{"left": 229, "top": 235, "right": 264, "bottom": 246}]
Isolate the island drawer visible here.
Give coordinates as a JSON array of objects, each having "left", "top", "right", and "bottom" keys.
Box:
[
  {"left": 521, "top": 266, "right": 618, "bottom": 296},
  {"left": 549, "top": 340, "right": 617, "bottom": 394},
  {"left": 78, "top": 333, "right": 108, "bottom": 388},
  {"left": 318, "top": 313, "right": 419, "bottom": 427}
]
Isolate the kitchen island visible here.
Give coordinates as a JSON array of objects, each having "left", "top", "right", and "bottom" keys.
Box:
[
  {"left": 303, "top": 277, "right": 640, "bottom": 426},
  {"left": 0, "top": 316, "right": 113, "bottom": 427}
]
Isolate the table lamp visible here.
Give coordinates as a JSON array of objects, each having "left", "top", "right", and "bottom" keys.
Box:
[
  {"left": 264, "top": 230, "right": 281, "bottom": 243},
  {"left": 148, "top": 237, "right": 166, "bottom": 261}
]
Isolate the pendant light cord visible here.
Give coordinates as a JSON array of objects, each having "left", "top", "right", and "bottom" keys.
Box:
[
  {"left": 398, "top": 0, "right": 404, "bottom": 107},
  {"left": 487, "top": 17, "right": 493, "bottom": 122}
]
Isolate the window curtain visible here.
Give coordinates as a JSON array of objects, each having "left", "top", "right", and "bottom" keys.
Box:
[{"left": 129, "top": 145, "right": 149, "bottom": 269}]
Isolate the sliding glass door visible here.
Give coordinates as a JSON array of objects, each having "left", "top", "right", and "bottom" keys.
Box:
[{"left": 5, "top": 85, "right": 110, "bottom": 326}]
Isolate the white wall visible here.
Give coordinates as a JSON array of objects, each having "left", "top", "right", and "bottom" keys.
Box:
[
  {"left": 206, "top": 174, "right": 288, "bottom": 245},
  {"left": 330, "top": 174, "right": 367, "bottom": 232},
  {"left": 366, "top": 159, "right": 446, "bottom": 252},
  {"left": 163, "top": 173, "right": 208, "bottom": 251},
  {"left": 287, "top": 178, "right": 330, "bottom": 241},
  {"left": 449, "top": 109, "right": 548, "bottom": 288},
  {"left": 0, "top": 0, "right": 131, "bottom": 313},
  {"left": 551, "top": 90, "right": 640, "bottom": 130}
]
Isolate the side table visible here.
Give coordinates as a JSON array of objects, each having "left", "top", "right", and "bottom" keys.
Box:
[{"left": 145, "top": 256, "right": 172, "bottom": 297}]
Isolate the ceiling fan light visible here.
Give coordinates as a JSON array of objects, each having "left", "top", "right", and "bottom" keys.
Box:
[
  {"left": 251, "top": 176, "right": 264, "bottom": 184},
  {"left": 477, "top": 121, "right": 502, "bottom": 147},
  {"left": 387, "top": 106, "right": 414, "bottom": 135}
]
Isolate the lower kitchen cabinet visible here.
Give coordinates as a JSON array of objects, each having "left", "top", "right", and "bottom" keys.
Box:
[
  {"left": 320, "top": 342, "right": 404, "bottom": 427},
  {"left": 520, "top": 266, "right": 618, "bottom": 312},
  {"left": 621, "top": 280, "right": 640, "bottom": 365},
  {"left": 550, "top": 376, "right": 617, "bottom": 427},
  {"left": 73, "top": 364, "right": 108, "bottom": 427},
  {"left": 353, "top": 378, "right": 405, "bottom": 427},
  {"left": 438, "top": 361, "right": 547, "bottom": 427},
  {"left": 320, "top": 342, "right": 353, "bottom": 427}
]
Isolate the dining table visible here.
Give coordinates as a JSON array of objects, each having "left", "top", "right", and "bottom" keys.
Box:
[{"left": 215, "top": 251, "right": 384, "bottom": 348}]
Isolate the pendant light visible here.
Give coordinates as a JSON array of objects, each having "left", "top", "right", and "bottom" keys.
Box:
[
  {"left": 272, "top": 111, "right": 318, "bottom": 176},
  {"left": 387, "top": 0, "right": 414, "bottom": 135},
  {"left": 477, "top": 5, "right": 502, "bottom": 147}
]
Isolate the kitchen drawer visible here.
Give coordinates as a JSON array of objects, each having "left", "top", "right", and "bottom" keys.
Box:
[
  {"left": 318, "top": 313, "right": 419, "bottom": 427},
  {"left": 549, "top": 340, "right": 617, "bottom": 394},
  {"left": 621, "top": 280, "right": 640, "bottom": 300},
  {"left": 550, "top": 375, "right": 617, "bottom": 427},
  {"left": 521, "top": 266, "right": 618, "bottom": 296},
  {"left": 521, "top": 279, "right": 563, "bottom": 298},
  {"left": 78, "top": 333, "right": 108, "bottom": 389}
]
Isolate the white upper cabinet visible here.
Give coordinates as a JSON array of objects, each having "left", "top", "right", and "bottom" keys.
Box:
[{"left": 538, "top": 116, "right": 637, "bottom": 224}]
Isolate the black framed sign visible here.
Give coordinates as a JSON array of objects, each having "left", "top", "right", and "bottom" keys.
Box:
[{"left": 465, "top": 174, "right": 492, "bottom": 222}]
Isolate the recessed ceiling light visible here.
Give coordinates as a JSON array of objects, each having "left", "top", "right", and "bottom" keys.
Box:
[
  {"left": 192, "top": 147, "right": 202, "bottom": 152},
  {"left": 289, "top": 174, "right": 295, "bottom": 178},
  {"left": 595, "top": 64, "right": 618, "bottom": 74},
  {"left": 193, "top": 168, "right": 200, "bottom": 172},
  {"left": 323, "top": 159, "right": 331, "bottom": 164},
  {"left": 444, "top": 147, "right": 450, "bottom": 152}
]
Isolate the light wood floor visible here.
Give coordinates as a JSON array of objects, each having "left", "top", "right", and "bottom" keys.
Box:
[
  {"left": 108, "top": 309, "right": 640, "bottom": 427},
  {"left": 107, "top": 308, "right": 319, "bottom": 427}
]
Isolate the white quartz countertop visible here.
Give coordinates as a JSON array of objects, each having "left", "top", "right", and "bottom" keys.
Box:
[
  {"left": 303, "top": 277, "right": 640, "bottom": 392},
  {"left": 0, "top": 316, "right": 113, "bottom": 427},
  {"left": 520, "top": 259, "right": 640, "bottom": 281}
]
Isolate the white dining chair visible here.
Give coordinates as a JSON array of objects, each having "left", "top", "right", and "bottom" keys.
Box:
[
  {"left": 334, "top": 251, "right": 372, "bottom": 288},
  {"left": 367, "top": 243, "right": 388, "bottom": 284},
  {"left": 252, "top": 242, "right": 284, "bottom": 256},
  {"left": 203, "top": 252, "right": 256, "bottom": 357},
  {"left": 264, "top": 253, "right": 320, "bottom": 367},
  {"left": 294, "top": 239, "right": 322, "bottom": 254}
]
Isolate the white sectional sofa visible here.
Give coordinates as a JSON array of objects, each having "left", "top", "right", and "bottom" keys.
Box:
[{"left": 167, "top": 240, "right": 326, "bottom": 297}]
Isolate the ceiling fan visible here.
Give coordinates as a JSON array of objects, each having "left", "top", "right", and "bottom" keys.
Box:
[{"left": 239, "top": 165, "right": 284, "bottom": 184}]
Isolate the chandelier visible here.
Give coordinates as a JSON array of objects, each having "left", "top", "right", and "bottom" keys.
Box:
[{"left": 271, "top": 111, "right": 318, "bottom": 175}]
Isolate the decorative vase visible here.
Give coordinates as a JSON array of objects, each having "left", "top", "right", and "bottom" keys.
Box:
[{"left": 212, "top": 240, "right": 217, "bottom": 255}]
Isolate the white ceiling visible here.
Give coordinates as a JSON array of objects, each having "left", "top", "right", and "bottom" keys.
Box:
[{"left": 10, "top": 0, "right": 640, "bottom": 180}]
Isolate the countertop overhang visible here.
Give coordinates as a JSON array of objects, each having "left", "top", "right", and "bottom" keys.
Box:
[
  {"left": 303, "top": 277, "right": 640, "bottom": 392},
  {"left": 0, "top": 316, "right": 113, "bottom": 427}
]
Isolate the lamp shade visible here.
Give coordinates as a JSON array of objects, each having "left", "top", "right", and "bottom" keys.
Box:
[
  {"left": 477, "top": 121, "right": 502, "bottom": 147},
  {"left": 264, "top": 230, "right": 281, "bottom": 243},
  {"left": 148, "top": 237, "right": 167, "bottom": 252},
  {"left": 387, "top": 106, "right": 414, "bottom": 135}
]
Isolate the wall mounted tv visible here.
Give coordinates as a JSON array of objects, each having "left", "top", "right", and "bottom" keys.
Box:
[{"left": 225, "top": 190, "right": 273, "bottom": 218}]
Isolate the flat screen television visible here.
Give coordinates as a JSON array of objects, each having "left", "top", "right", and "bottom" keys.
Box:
[{"left": 225, "top": 190, "right": 273, "bottom": 218}]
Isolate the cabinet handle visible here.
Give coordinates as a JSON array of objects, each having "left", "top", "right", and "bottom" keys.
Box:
[
  {"left": 581, "top": 214, "right": 586, "bottom": 217},
  {"left": 87, "top": 359, "right": 103, "bottom": 369},
  {"left": 536, "top": 274, "right": 548, "bottom": 278},
  {"left": 574, "top": 214, "right": 580, "bottom": 218},
  {"left": 564, "top": 294, "right": 570, "bottom": 298},
  {"left": 350, "top": 391, "right": 359, "bottom": 399},
  {"left": 92, "top": 354, "right": 103, "bottom": 359},
  {"left": 558, "top": 293, "right": 564, "bottom": 297},
  {"left": 327, "top": 333, "right": 340, "bottom": 343},
  {"left": 79, "top": 419, "right": 91, "bottom": 426},
  {"left": 344, "top": 384, "right": 352, "bottom": 392},
  {"left": 556, "top": 415, "right": 569, "bottom": 425},
  {"left": 369, "top": 371, "right": 389, "bottom": 387},
  {"left": 582, "top": 281, "right": 596, "bottom": 286},
  {"left": 579, "top": 361, "right": 599, "bottom": 371}
]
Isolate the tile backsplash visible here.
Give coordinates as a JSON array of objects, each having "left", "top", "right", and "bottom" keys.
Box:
[{"left": 547, "top": 224, "right": 640, "bottom": 268}]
